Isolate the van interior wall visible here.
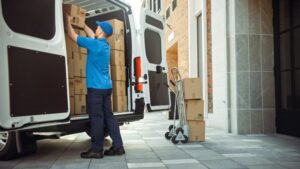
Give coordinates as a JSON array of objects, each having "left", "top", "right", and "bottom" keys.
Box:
[{"left": 86, "top": 10, "right": 133, "bottom": 110}]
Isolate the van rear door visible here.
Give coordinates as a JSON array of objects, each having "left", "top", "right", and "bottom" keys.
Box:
[
  {"left": 0, "top": 0, "right": 70, "bottom": 131},
  {"left": 139, "top": 9, "right": 170, "bottom": 112}
]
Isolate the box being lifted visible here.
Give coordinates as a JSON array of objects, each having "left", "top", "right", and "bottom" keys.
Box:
[{"left": 63, "top": 4, "right": 86, "bottom": 28}]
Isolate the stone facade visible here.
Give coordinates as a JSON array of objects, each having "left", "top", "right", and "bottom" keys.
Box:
[{"left": 227, "top": 0, "right": 275, "bottom": 134}]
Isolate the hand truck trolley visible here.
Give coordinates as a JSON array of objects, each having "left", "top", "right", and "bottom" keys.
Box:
[{"left": 165, "top": 68, "right": 189, "bottom": 144}]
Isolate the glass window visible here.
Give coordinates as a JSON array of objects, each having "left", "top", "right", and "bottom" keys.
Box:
[
  {"left": 280, "top": 32, "right": 291, "bottom": 70},
  {"left": 197, "top": 15, "right": 203, "bottom": 79},
  {"left": 144, "top": 29, "right": 162, "bottom": 64},
  {"left": 294, "top": 28, "right": 300, "bottom": 68},
  {"left": 166, "top": 7, "right": 170, "bottom": 19},
  {"left": 153, "top": 0, "right": 157, "bottom": 13},
  {"left": 172, "top": 0, "right": 177, "bottom": 11},
  {"left": 292, "top": 0, "right": 300, "bottom": 27},
  {"left": 281, "top": 72, "right": 293, "bottom": 109},
  {"left": 2, "top": 0, "right": 56, "bottom": 40},
  {"left": 279, "top": 0, "right": 290, "bottom": 31},
  {"left": 158, "top": 0, "right": 161, "bottom": 13}
]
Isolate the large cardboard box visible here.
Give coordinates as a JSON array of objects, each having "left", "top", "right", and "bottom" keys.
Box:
[
  {"left": 112, "top": 81, "right": 126, "bottom": 96},
  {"left": 65, "top": 35, "right": 79, "bottom": 57},
  {"left": 107, "top": 34, "right": 125, "bottom": 51},
  {"left": 111, "top": 50, "right": 125, "bottom": 66},
  {"left": 70, "top": 96, "right": 75, "bottom": 115},
  {"left": 108, "top": 19, "right": 124, "bottom": 36},
  {"left": 111, "top": 66, "right": 126, "bottom": 81},
  {"left": 185, "top": 100, "right": 204, "bottom": 121},
  {"left": 75, "top": 29, "right": 87, "bottom": 54},
  {"left": 74, "top": 78, "right": 87, "bottom": 95},
  {"left": 113, "top": 95, "right": 127, "bottom": 112},
  {"left": 63, "top": 4, "right": 86, "bottom": 28},
  {"left": 183, "top": 78, "right": 202, "bottom": 100},
  {"left": 69, "top": 79, "right": 75, "bottom": 97},
  {"left": 188, "top": 120, "right": 205, "bottom": 142},
  {"left": 75, "top": 95, "right": 86, "bottom": 115},
  {"left": 73, "top": 52, "right": 86, "bottom": 77},
  {"left": 68, "top": 58, "right": 74, "bottom": 78}
]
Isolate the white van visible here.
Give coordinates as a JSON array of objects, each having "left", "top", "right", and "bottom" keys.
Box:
[{"left": 0, "top": 0, "right": 170, "bottom": 160}]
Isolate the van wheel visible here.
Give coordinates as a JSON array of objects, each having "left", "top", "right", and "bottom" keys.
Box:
[
  {"left": 0, "top": 131, "right": 18, "bottom": 161},
  {"left": 20, "top": 132, "right": 37, "bottom": 156}
]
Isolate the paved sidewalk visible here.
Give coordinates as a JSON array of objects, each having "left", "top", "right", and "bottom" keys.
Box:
[{"left": 1, "top": 112, "right": 300, "bottom": 169}]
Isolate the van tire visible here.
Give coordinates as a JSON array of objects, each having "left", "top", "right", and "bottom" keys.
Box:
[
  {"left": 20, "top": 132, "right": 37, "bottom": 156},
  {"left": 0, "top": 132, "right": 18, "bottom": 161}
]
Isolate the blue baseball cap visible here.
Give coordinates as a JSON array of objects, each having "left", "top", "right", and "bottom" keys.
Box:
[{"left": 96, "top": 21, "right": 113, "bottom": 37}]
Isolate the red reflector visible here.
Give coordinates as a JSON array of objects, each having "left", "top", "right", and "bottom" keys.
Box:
[{"left": 134, "top": 57, "right": 143, "bottom": 92}]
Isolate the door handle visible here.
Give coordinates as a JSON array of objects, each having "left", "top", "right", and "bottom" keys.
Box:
[{"left": 156, "top": 65, "right": 165, "bottom": 74}]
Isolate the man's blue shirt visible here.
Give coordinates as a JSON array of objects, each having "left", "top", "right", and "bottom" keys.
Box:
[{"left": 77, "top": 36, "right": 112, "bottom": 89}]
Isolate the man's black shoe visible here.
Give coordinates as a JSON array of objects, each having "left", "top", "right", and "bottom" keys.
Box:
[
  {"left": 81, "top": 149, "right": 104, "bottom": 159},
  {"left": 104, "top": 147, "right": 125, "bottom": 156}
]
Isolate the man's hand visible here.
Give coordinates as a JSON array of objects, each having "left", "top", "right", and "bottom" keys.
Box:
[
  {"left": 64, "top": 13, "right": 78, "bottom": 43},
  {"left": 64, "top": 13, "right": 72, "bottom": 25}
]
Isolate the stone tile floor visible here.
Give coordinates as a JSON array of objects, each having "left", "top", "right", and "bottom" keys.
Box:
[{"left": 1, "top": 112, "right": 300, "bottom": 169}]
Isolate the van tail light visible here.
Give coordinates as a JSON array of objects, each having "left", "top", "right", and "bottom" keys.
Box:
[{"left": 134, "top": 56, "right": 143, "bottom": 93}]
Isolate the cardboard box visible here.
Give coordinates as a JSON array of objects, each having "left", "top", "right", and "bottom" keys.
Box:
[
  {"left": 112, "top": 81, "right": 126, "bottom": 96},
  {"left": 111, "top": 50, "right": 125, "bottom": 66},
  {"left": 70, "top": 96, "right": 75, "bottom": 115},
  {"left": 63, "top": 4, "right": 86, "bottom": 28},
  {"left": 188, "top": 120, "right": 205, "bottom": 142},
  {"left": 73, "top": 52, "right": 86, "bottom": 77},
  {"left": 75, "top": 95, "right": 86, "bottom": 115},
  {"left": 183, "top": 78, "right": 202, "bottom": 100},
  {"left": 74, "top": 78, "right": 87, "bottom": 95},
  {"left": 75, "top": 29, "right": 87, "bottom": 54},
  {"left": 69, "top": 79, "right": 75, "bottom": 97},
  {"left": 108, "top": 19, "right": 124, "bottom": 35},
  {"left": 111, "top": 66, "right": 126, "bottom": 81},
  {"left": 107, "top": 34, "right": 125, "bottom": 51},
  {"left": 113, "top": 95, "right": 127, "bottom": 112},
  {"left": 65, "top": 35, "right": 79, "bottom": 57},
  {"left": 68, "top": 58, "right": 74, "bottom": 78},
  {"left": 185, "top": 100, "right": 204, "bottom": 121}
]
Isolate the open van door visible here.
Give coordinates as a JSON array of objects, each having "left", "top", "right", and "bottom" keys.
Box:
[
  {"left": 139, "top": 9, "right": 171, "bottom": 112},
  {"left": 0, "top": 0, "right": 70, "bottom": 131}
]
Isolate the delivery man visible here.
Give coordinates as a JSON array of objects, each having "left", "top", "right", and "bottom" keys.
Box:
[{"left": 65, "top": 15, "right": 125, "bottom": 159}]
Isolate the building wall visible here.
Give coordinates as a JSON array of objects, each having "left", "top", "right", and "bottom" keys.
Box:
[
  {"left": 164, "top": 0, "right": 189, "bottom": 78},
  {"left": 226, "top": 0, "right": 275, "bottom": 134}
]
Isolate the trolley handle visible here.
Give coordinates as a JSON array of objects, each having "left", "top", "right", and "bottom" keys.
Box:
[{"left": 171, "top": 67, "right": 182, "bottom": 82}]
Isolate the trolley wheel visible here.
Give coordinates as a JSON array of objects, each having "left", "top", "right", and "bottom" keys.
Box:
[
  {"left": 165, "top": 132, "right": 172, "bottom": 140},
  {"left": 171, "top": 135, "right": 179, "bottom": 144},
  {"left": 175, "top": 127, "right": 184, "bottom": 135},
  {"left": 182, "top": 135, "right": 188, "bottom": 143},
  {"left": 168, "top": 125, "right": 175, "bottom": 131}
]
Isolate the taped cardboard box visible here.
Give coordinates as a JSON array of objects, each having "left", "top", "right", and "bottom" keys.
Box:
[
  {"left": 107, "top": 34, "right": 125, "bottom": 51},
  {"left": 75, "top": 95, "right": 86, "bottom": 115},
  {"left": 113, "top": 95, "right": 127, "bottom": 112},
  {"left": 75, "top": 29, "right": 87, "bottom": 54},
  {"left": 65, "top": 35, "right": 79, "bottom": 57},
  {"left": 185, "top": 100, "right": 204, "bottom": 121},
  {"left": 63, "top": 4, "right": 86, "bottom": 28},
  {"left": 108, "top": 19, "right": 124, "bottom": 36},
  {"left": 69, "top": 79, "right": 75, "bottom": 97},
  {"left": 74, "top": 78, "right": 87, "bottom": 95},
  {"left": 183, "top": 78, "right": 202, "bottom": 100},
  {"left": 111, "top": 66, "right": 126, "bottom": 81},
  {"left": 112, "top": 81, "right": 126, "bottom": 96},
  {"left": 111, "top": 50, "right": 125, "bottom": 66},
  {"left": 68, "top": 58, "right": 74, "bottom": 78},
  {"left": 73, "top": 52, "right": 86, "bottom": 77},
  {"left": 188, "top": 120, "right": 205, "bottom": 142},
  {"left": 70, "top": 96, "right": 75, "bottom": 115}
]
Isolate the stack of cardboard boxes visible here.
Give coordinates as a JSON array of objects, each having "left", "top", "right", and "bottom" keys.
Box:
[
  {"left": 64, "top": 4, "right": 87, "bottom": 115},
  {"left": 183, "top": 78, "right": 205, "bottom": 142},
  {"left": 108, "top": 19, "right": 127, "bottom": 112}
]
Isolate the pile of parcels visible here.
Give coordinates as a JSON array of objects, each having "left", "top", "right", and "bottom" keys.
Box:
[
  {"left": 63, "top": 4, "right": 127, "bottom": 116},
  {"left": 183, "top": 78, "right": 205, "bottom": 142}
]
